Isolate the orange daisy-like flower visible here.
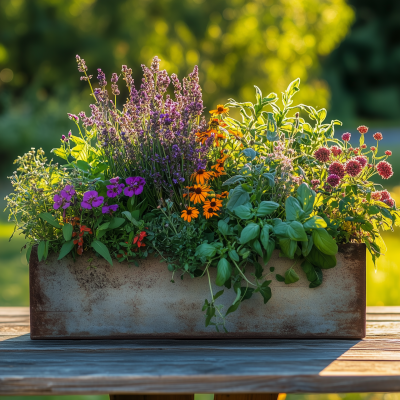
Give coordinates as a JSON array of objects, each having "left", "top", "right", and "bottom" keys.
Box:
[
  {"left": 196, "top": 130, "right": 212, "bottom": 144},
  {"left": 191, "top": 169, "right": 212, "bottom": 184},
  {"left": 209, "top": 105, "right": 229, "bottom": 115},
  {"left": 229, "top": 130, "right": 243, "bottom": 140},
  {"left": 215, "top": 132, "right": 227, "bottom": 147},
  {"left": 183, "top": 185, "right": 195, "bottom": 198},
  {"left": 212, "top": 156, "right": 228, "bottom": 173},
  {"left": 203, "top": 199, "right": 222, "bottom": 211},
  {"left": 216, "top": 191, "right": 229, "bottom": 199},
  {"left": 189, "top": 184, "right": 211, "bottom": 204},
  {"left": 181, "top": 207, "right": 199, "bottom": 222},
  {"left": 204, "top": 207, "right": 219, "bottom": 219}
]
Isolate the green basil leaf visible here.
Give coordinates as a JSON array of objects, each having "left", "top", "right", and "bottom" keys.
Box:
[
  {"left": 285, "top": 196, "right": 305, "bottom": 221},
  {"left": 285, "top": 268, "right": 300, "bottom": 284},
  {"left": 259, "top": 281, "right": 272, "bottom": 304},
  {"left": 234, "top": 205, "right": 253, "bottom": 220},
  {"left": 273, "top": 221, "right": 289, "bottom": 236},
  {"left": 226, "top": 186, "right": 250, "bottom": 211},
  {"left": 240, "top": 223, "right": 260, "bottom": 244},
  {"left": 213, "top": 290, "right": 224, "bottom": 301},
  {"left": 240, "top": 287, "right": 254, "bottom": 300},
  {"left": 256, "top": 201, "right": 280, "bottom": 216},
  {"left": 226, "top": 299, "right": 241, "bottom": 316},
  {"left": 218, "top": 220, "right": 234, "bottom": 235},
  {"left": 302, "top": 235, "right": 313, "bottom": 257},
  {"left": 306, "top": 246, "right": 336, "bottom": 269},
  {"left": 228, "top": 249, "right": 239, "bottom": 262},
  {"left": 108, "top": 217, "right": 125, "bottom": 230},
  {"left": 58, "top": 240, "right": 75, "bottom": 260},
  {"left": 195, "top": 243, "right": 217, "bottom": 258},
  {"left": 309, "top": 267, "right": 323, "bottom": 288},
  {"left": 287, "top": 221, "right": 308, "bottom": 241},
  {"left": 38, "top": 212, "right": 61, "bottom": 229},
  {"left": 301, "top": 260, "right": 318, "bottom": 282},
  {"left": 279, "top": 237, "right": 297, "bottom": 259},
  {"left": 263, "top": 239, "right": 275, "bottom": 264},
  {"left": 216, "top": 258, "right": 232, "bottom": 286},
  {"left": 97, "top": 222, "right": 110, "bottom": 231},
  {"left": 252, "top": 239, "right": 263, "bottom": 257},
  {"left": 62, "top": 223, "right": 73, "bottom": 241},
  {"left": 276, "top": 274, "right": 285, "bottom": 282},
  {"left": 303, "top": 216, "right": 327, "bottom": 229},
  {"left": 312, "top": 228, "right": 338, "bottom": 255},
  {"left": 260, "top": 224, "right": 270, "bottom": 250},
  {"left": 91, "top": 240, "right": 113, "bottom": 265},
  {"left": 296, "top": 183, "right": 316, "bottom": 215}
]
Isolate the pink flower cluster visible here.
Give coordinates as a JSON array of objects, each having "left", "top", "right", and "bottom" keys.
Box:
[{"left": 372, "top": 190, "right": 395, "bottom": 208}]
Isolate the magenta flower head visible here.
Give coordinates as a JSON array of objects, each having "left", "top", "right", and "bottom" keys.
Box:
[
  {"left": 106, "top": 177, "right": 125, "bottom": 198},
  {"left": 379, "top": 190, "right": 391, "bottom": 201},
  {"left": 81, "top": 190, "right": 104, "bottom": 209},
  {"left": 345, "top": 159, "right": 362, "bottom": 177},
  {"left": 373, "top": 132, "right": 383, "bottom": 141},
  {"left": 357, "top": 125, "right": 368, "bottom": 134},
  {"left": 67, "top": 113, "right": 79, "bottom": 123},
  {"left": 314, "top": 147, "right": 331, "bottom": 163},
  {"left": 355, "top": 156, "right": 368, "bottom": 168},
  {"left": 327, "top": 174, "right": 340, "bottom": 187},
  {"left": 376, "top": 161, "right": 393, "bottom": 179},
  {"left": 53, "top": 194, "right": 71, "bottom": 210},
  {"left": 330, "top": 146, "right": 342, "bottom": 157},
  {"left": 384, "top": 198, "right": 395, "bottom": 208},
  {"left": 124, "top": 176, "right": 146, "bottom": 197},
  {"left": 328, "top": 162, "right": 345, "bottom": 179},
  {"left": 342, "top": 132, "right": 351, "bottom": 142},
  {"left": 102, "top": 204, "right": 119, "bottom": 214}
]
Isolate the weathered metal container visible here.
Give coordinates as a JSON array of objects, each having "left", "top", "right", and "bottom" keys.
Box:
[{"left": 29, "top": 243, "right": 366, "bottom": 339}]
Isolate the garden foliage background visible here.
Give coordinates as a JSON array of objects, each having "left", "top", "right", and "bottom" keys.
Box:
[{"left": 0, "top": 0, "right": 400, "bottom": 399}]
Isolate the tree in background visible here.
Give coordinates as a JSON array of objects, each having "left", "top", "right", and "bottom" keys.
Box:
[
  {"left": 0, "top": 0, "right": 353, "bottom": 174},
  {"left": 324, "top": 0, "right": 400, "bottom": 123}
]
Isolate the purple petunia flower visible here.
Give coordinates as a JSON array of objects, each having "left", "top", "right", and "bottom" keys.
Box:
[
  {"left": 53, "top": 194, "right": 71, "bottom": 210},
  {"left": 61, "top": 185, "right": 76, "bottom": 198},
  {"left": 81, "top": 190, "right": 104, "bottom": 209},
  {"left": 124, "top": 176, "right": 146, "bottom": 197},
  {"left": 106, "top": 177, "right": 125, "bottom": 198},
  {"left": 102, "top": 204, "right": 119, "bottom": 214}
]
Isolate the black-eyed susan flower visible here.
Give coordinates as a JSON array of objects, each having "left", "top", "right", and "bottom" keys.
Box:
[
  {"left": 196, "top": 130, "right": 212, "bottom": 144},
  {"left": 209, "top": 105, "right": 229, "bottom": 115},
  {"left": 181, "top": 207, "right": 199, "bottom": 222},
  {"left": 216, "top": 191, "right": 229, "bottom": 199},
  {"left": 191, "top": 169, "right": 212, "bottom": 184},
  {"left": 189, "top": 184, "right": 211, "bottom": 204},
  {"left": 203, "top": 199, "right": 222, "bottom": 211},
  {"left": 203, "top": 207, "right": 219, "bottom": 219}
]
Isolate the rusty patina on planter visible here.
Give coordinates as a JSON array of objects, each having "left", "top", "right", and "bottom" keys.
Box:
[{"left": 29, "top": 243, "right": 365, "bottom": 339}]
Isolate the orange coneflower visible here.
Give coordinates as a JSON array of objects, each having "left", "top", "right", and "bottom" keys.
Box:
[
  {"left": 204, "top": 207, "right": 219, "bottom": 219},
  {"left": 183, "top": 185, "right": 195, "bottom": 198},
  {"left": 181, "top": 207, "right": 199, "bottom": 222},
  {"left": 203, "top": 199, "right": 222, "bottom": 211},
  {"left": 216, "top": 191, "right": 229, "bottom": 199},
  {"left": 189, "top": 184, "right": 211, "bottom": 204},
  {"left": 196, "top": 130, "right": 212, "bottom": 144},
  {"left": 209, "top": 105, "right": 229, "bottom": 115},
  {"left": 191, "top": 169, "right": 212, "bottom": 184},
  {"left": 212, "top": 156, "right": 228, "bottom": 174}
]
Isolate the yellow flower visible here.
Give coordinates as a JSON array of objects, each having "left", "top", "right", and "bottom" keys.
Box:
[
  {"left": 191, "top": 169, "right": 212, "bottom": 184},
  {"left": 203, "top": 199, "right": 222, "bottom": 211},
  {"left": 189, "top": 184, "right": 211, "bottom": 204},
  {"left": 203, "top": 207, "right": 219, "bottom": 219},
  {"left": 209, "top": 105, "right": 229, "bottom": 115},
  {"left": 216, "top": 191, "right": 229, "bottom": 199},
  {"left": 181, "top": 207, "right": 199, "bottom": 222}
]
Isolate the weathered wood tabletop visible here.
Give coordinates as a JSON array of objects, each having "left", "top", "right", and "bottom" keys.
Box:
[{"left": 1, "top": 306, "right": 400, "bottom": 395}]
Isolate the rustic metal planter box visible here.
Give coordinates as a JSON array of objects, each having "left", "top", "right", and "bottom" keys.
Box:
[{"left": 29, "top": 243, "right": 366, "bottom": 339}]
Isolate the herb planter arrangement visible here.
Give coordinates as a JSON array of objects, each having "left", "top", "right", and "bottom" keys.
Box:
[{"left": 7, "top": 56, "right": 398, "bottom": 339}]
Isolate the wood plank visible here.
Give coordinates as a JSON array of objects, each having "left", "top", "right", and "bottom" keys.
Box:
[{"left": 367, "top": 306, "right": 400, "bottom": 314}]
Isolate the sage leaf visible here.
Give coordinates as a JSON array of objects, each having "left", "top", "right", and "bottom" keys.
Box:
[
  {"left": 285, "top": 196, "right": 305, "bottom": 221},
  {"left": 262, "top": 172, "right": 276, "bottom": 187},
  {"left": 226, "top": 186, "right": 250, "bottom": 211},
  {"left": 58, "top": 240, "right": 75, "bottom": 260},
  {"left": 312, "top": 228, "right": 338, "bottom": 255},
  {"left": 216, "top": 258, "right": 232, "bottom": 286},
  {"left": 240, "top": 223, "right": 260, "bottom": 244},
  {"left": 303, "top": 216, "right": 327, "bottom": 229},
  {"left": 241, "top": 148, "right": 258, "bottom": 160},
  {"left": 256, "top": 201, "right": 280, "bottom": 216},
  {"left": 91, "top": 240, "right": 113, "bottom": 265},
  {"left": 62, "top": 223, "right": 73, "bottom": 241},
  {"left": 234, "top": 205, "right": 253, "bottom": 220},
  {"left": 287, "top": 221, "right": 308, "bottom": 241}
]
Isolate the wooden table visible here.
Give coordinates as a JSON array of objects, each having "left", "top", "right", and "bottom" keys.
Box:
[{"left": 1, "top": 307, "right": 400, "bottom": 399}]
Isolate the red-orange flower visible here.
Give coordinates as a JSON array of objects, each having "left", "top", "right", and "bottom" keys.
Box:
[
  {"left": 133, "top": 231, "right": 147, "bottom": 248},
  {"left": 209, "top": 105, "right": 229, "bottom": 115}
]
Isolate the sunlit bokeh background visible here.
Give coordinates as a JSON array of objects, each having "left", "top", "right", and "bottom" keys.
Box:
[{"left": 1, "top": 0, "right": 400, "bottom": 399}]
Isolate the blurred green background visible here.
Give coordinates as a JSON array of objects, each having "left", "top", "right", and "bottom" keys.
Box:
[{"left": 1, "top": 0, "right": 400, "bottom": 399}]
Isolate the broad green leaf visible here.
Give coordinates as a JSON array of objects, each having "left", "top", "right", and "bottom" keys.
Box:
[
  {"left": 218, "top": 220, "right": 234, "bottom": 235},
  {"left": 318, "top": 108, "right": 327, "bottom": 123},
  {"left": 51, "top": 147, "right": 68, "bottom": 161},
  {"left": 263, "top": 239, "right": 275, "bottom": 264},
  {"left": 44, "top": 240, "right": 49, "bottom": 260},
  {"left": 301, "top": 260, "right": 317, "bottom": 282},
  {"left": 240, "top": 223, "right": 260, "bottom": 244},
  {"left": 108, "top": 217, "right": 125, "bottom": 230},
  {"left": 312, "top": 229, "right": 338, "bottom": 255},
  {"left": 258, "top": 281, "right": 272, "bottom": 304},
  {"left": 285, "top": 268, "right": 300, "bottom": 284},
  {"left": 306, "top": 246, "right": 336, "bottom": 269},
  {"left": 279, "top": 238, "right": 297, "bottom": 259},
  {"left": 122, "top": 211, "right": 133, "bottom": 221},
  {"left": 309, "top": 267, "right": 323, "bottom": 288},
  {"left": 302, "top": 235, "right": 313, "bottom": 257},
  {"left": 38, "top": 213, "right": 61, "bottom": 229},
  {"left": 256, "top": 201, "right": 280, "bottom": 216},
  {"left": 195, "top": 243, "right": 217, "bottom": 258},
  {"left": 228, "top": 249, "right": 239, "bottom": 262},
  {"left": 222, "top": 175, "right": 246, "bottom": 186},
  {"left": 26, "top": 245, "right": 33, "bottom": 264},
  {"left": 252, "top": 239, "right": 263, "bottom": 257},
  {"left": 97, "top": 222, "right": 110, "bottom": 231},
  {"left": 296, "top": 183, "right": 316, "bottom": 216},
  {"left": 276, "top": 274, "right": 285, "bottom": 282},
  {"left": 234, "top": 205, "right": 253, "bottom": 220},
  {"left": 273, "top": 221, "right": 289, "bottom": 236},
  {"left": 262, "top": 172, "right": 275, "bottom": 187},
  {"left": 285, "top": 197, "right": 305, "bottom": 221},
  {"left": 62, "top": 223, "right": 73, "bottom": 241},
  {"left": 38, "top": 240, "right": 46, "bottom": 262},
  {"left": 91, "top": 240, "right": 113, "bottom": 265},
  {"left": 76, "top": 160, "right": 91, "bottom": 172},
  {"left": 260, "top": 225, "right": 270, "bottom": 250},
  {"left": 287, "top": 221, "right": 308, "bottom": 241},
  {"left": 58, "top": 240, "right": 75, "bottom": 260},
  {"left": 226, "top": 186, "right": 250, "bottom": 211},
  {"left": 241, "top": 148, "right": 258, "bottom": 160},
  {"left": 216, "top": 258, "right": 232, "bottom": 286},
  {"left": 303, "top": 216, "right": 327, "bottom": 230}
]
